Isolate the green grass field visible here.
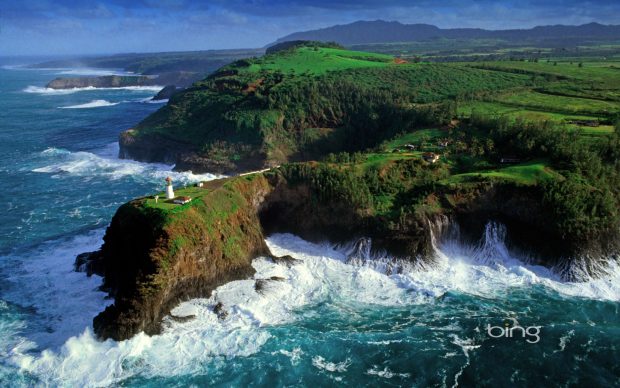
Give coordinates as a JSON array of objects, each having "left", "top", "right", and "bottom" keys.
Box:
[
  {"left": 491, "top": 91, "right": 619, "bottom": 117},
  {"left": 445, "top": 161, "right": 558, "bottom": 185},
  {"left": 456, "top": 60, "right": 620, "bottom": 140},
  {"left": 242, "top": 47, "right": 395, "bottom": 76}
]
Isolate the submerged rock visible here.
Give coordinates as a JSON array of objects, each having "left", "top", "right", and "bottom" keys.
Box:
[
  {"left": 213, "top": 302, "right": 228, "bottom": 319},
  {"left": 267, "top": 254, "right": 301, "bottom": 267},
  {"left": 254, "top": 276, "right": 285, "bottom": 295},
  {"left": 169, "top": 314, "right": 196, "bottom": 323}
]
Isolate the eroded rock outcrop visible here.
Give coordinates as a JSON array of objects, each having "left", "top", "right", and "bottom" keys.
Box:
[
  {"left": 92, "top": 176, "right": 271, "bottom": 340},
  {"left": 46, "top": 75, "right": 153, "bottom": 89},
  {"left": 87, "top": 169, "right": 618, "bottom": 341},
  {"left": 46, "top": 71, "right": 202, "bottom": 90}
]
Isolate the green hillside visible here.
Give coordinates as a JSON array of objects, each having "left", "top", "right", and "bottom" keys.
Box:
[
  {"left": 123, "top": 42, "right": 620, "bottom": 261},
  {"left": 127, "top": 43, "right": 534, "bottom": 168}
]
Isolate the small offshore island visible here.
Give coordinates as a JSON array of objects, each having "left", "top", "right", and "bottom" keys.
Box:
[{"left": 82, "top": 42, "right": 620, "bottom": 340}]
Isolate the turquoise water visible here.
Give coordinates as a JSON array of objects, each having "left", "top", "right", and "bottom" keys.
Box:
[{"left": 0, "top": 65, "right": 619, "bottom": 387}]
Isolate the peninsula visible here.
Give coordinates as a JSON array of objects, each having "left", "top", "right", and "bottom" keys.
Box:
[{"left": 84, "top": 42, "right": 620, "bottom": 340}]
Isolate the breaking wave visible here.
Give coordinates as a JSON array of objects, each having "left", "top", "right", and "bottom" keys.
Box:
[
  {"left": 4, "top": 226, "right": 619, "bottom": 385},
  {"left": 59, "top": 99, "right": 120, "bottom": 109},
  {"left": 33, "top": 144, "right": 220, "bottom": 183},
  {"left": 23, "top": 85, "right": 163, "bottom": 95},
  {"left": 55, "top": 69, "right": 132, "bottom": 76},
  {"left": 139, "top": 98, "right": 169, "bottom": 104}
]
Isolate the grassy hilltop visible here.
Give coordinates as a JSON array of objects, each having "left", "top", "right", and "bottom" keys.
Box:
[
  {"left": 125, "top": 41, "right": 620, "bottom": 252},
  {"left": 123, "top": 42, "right": 533, "bottom": 170}
]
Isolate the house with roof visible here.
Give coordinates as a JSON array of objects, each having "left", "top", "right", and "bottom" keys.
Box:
[{"left": 173, "top": 196, "right": 192, "bottom": 205}]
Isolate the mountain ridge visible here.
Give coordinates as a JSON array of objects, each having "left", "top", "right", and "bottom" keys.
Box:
[{"left": 272, "top": 20, "right": 620, "bottom": 46}]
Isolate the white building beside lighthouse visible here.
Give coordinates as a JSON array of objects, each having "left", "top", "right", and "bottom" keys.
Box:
[{"left": 165, "top": 176, "right": 175, "bottom": 199}]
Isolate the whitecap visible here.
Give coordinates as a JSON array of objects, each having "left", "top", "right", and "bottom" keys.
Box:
[
  {"left": 312, "top": 356, "right": 351, "bottom": 373},
  {"left": 23, "top": 85, "right": 90, "bottom": 95},
  {"left": 4, "top": 222, "right": 619, "bottom": 385},
  {"left": 366, "top": 366, "right": 410, "bottom": 379},
  {"left": 56, "top": 68, "right": 132, "bottom": 76},
  {"left": 23, "top": 85, "right": 164, "bottom": 95},
  {"left": 136, "top": 97, "right": 169, "bottom": 104},
  {"left": 59, "top": 99, "right": 119, "bottom": 109},
  {"left": 33, "top": 144, "right": 220, "bottom": 183},
  {"left": 0, "top": 229, "right": 110, "bottom": 352}
]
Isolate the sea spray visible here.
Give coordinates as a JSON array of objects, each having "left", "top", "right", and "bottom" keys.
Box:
[
  {"left": 33, "top": 145, "right": 221, "bottom": 182},
  {"left": 3, "top": 232, "right": 620, "bottom": 386}
]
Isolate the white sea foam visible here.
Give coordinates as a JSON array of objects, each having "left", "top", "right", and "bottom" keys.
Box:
[
  {"left": 58, "top": 97, "right": 168, "bottom": 109},
  {"left": 5, "top": 224, "right": 620, "bottom": 385},
  {"left": 56, "top": 68, "right": 132, "bottom": 76},
  {"left": 23, "top": 85, "right": 89, "bottom": 95},
  {"left": 1, "top": 64, "right": 29, "bottom": 70},
  {"left": 33, "top": 144, "right": 220, "bottom": 183},
  {"left": 276, "top": 347, "right": 303, "bottom": 365},
  {"left": 312, "top": 356, "right": 351, "bottom": 373},
  {"left": 366, "top": 366, "right": 410, "bottom": 379},
  {"left": 424, "top": 222, "right": 620, "bottom": 301},
  {"left": 140, "top": 98, "right": 169, "bottom": 104},
  {"left": 59, "top": 99, "right": 120, "bottom": 109},
  {"left": 23, "top": 85, "right": 163, "bottom": 95},
  {"left": 0, "top": 229, "right": 110, "bottom": 352}
]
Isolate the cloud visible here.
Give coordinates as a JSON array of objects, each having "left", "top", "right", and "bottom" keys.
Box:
[{"left": 0, "top": 0, "right": 619, "bottom": 55}]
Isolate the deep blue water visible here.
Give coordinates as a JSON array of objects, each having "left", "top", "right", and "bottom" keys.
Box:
[{"left": 0, "top": 65, "right": 619, "bottom": 387}]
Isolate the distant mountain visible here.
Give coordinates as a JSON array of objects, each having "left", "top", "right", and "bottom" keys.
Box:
[{"left": 272, "top": 20, "right": 620, "bottom": 46}]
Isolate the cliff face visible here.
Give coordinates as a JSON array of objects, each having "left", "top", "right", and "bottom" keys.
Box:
[
  {"left": 88, "top": 169, "right": 618, "bottom": 341},
  {"left": 119, "top": 130, "right": 266, "bottom": 175},
  {"left": 46, "top": 72, "right": 203, "bottom": 90},
  {"left": 151, "top": 85, "right": 178, "bottom": 101},
  {"left": 259, "top": 172, "right": 435, "bottom": 260},
  {"left": 91, "top": 170, "right": 438, "bottom": 340},
  {"left": 46, "top": 75, "right": 153, "bottom": 89},
  {"left": 118, "top": 129, "right": 194, "bottom": 166},
  {"left": 93, "top": 176, "right": 271, "bottom": 340},
  {"left": 442, "top": 183, "right": 620, "bottom": 269}
]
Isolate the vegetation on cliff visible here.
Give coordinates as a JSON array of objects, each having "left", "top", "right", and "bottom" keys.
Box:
[
  {"left": 94, "top": 176, "right": 271, "bottom": 340},
  {"left": 122, "top": 42, "right": 620, "bottom": 260},
  {"left": 97, "top": 43, "right": 620, "bottom": 339},
  {"left": 123, "top": 43, "right": 533, "bottom": 171}
]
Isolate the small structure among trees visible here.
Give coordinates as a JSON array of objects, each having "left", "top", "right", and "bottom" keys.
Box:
[
  {"left": 422, "top": 152, "right": 440, "bottom": 163},
  {"left": 173, "top": 196, "right": 192, "bottom": 205},
  {"left": 500, "top": 156, "right": 521, "bottom": 164}
]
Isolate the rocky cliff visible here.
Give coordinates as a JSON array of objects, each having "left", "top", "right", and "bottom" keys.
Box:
[
  {"left": 88, "top": 169, "right": 437, "bottom": 340},
  {"left": 46, "top": 75, "right": 154, "bottom": 89},
  {"left": 46, "top": 71, "right": 203, "bottom": 90},
  {"left": 91, "top": 176, "right": 271, "bottom": 340},
  {"left": 85, "top": 165, "right": 618, "bottom": 340}
]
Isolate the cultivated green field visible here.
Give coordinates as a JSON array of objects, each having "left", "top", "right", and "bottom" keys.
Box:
[{"left": 456, "top": 60, "right": 620, "bottom": 144}]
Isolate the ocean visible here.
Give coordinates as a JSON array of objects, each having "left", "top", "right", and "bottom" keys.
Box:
[{"left": 0, "top": 64, "right": 618, "bottom": 387}]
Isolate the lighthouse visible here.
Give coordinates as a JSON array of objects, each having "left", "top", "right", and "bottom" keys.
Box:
[{"left": 165, "top": 176, "right": 175, "bottom": 199}]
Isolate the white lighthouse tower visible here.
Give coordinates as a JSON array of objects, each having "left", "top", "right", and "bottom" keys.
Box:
[{"left": 165, "top": 176, "right": 175, "bottom": 199}]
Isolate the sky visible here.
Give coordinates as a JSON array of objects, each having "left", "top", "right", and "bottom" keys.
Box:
[{"left": 1, "top": 0, "right": 620, "bottom": 56}]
